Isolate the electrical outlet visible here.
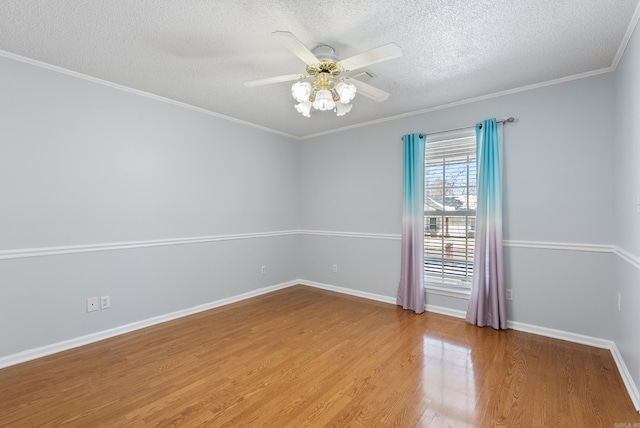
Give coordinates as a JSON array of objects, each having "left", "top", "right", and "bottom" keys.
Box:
[
  {"left": 87, "top": 297, "right": 99, "bottom": 313},
  {"left": 505, "top": 289, "right": 513, "bottom": 301},
  {"left": 332, "top": 264, "right": 338, "bottom": 273},
  {"left": 101, "top": 295, "right": 110, "bottom": 309},
  {"left": 261, "top": 265, "right": 267, "bottom": 274}
]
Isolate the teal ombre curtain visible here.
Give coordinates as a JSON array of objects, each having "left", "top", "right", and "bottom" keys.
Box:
[
  {"left": 466, "top": 119, "right": 506, "bottom": 329},
  {"left": 397, "top": 133, "right": 426, "bottom": 314}
]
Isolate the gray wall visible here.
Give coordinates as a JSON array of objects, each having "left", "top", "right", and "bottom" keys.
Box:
[
  {"left": 0, "top": 57, "right": 300, "bottom": 357},
  {"left": 299, "top": 73, "right": 617, "bottom": 338},
  {"left": 613, "top": 18, "right": 640, "bottom": 396},
  {"left": 298, "top": 24, "right": 640, "bottom": 398},
  {"left": 1, "top": 21, "right": 637, "bottom": 398}
]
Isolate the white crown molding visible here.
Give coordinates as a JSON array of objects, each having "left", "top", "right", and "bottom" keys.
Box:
[
  {"left": 300, "top": 68, "right": 613, "bottom": 140},
  {"left": 0, "top": 230, "right": 299, "bottom": 260},
  {"left": 612, "top": 1, "right": 640, "bottom": 69},
  {"left": 0, "top": 280, "right": 298, "bottom": 370},
  {"left": 0, "top": 40, "right": 625, "bottom": 143},
  {"left": 0, "top": 50, "right": 298, "bottom": 140}
]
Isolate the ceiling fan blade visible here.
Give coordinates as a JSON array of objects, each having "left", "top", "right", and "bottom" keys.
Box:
[
  {"left": 339, "top": 43, "right": 402, "bottom": 71},
  {"left": 244, "top": 73, "right": 306, "bottom": 87},
  {"left": 272, "top": 31, "right": 320, "bottom": 65},
  {"left": 347, "top": 78, "right": 390, "bottom": 102}
]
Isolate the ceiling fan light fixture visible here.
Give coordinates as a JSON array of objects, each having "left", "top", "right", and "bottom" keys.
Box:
[
  {"left": 291, "top": 81, "right": 312, "bottom": 102},
  {"left": 312, "top": 89, "right": 336, "bottom": 111},
  {"left": 246, "top": 32, "right": 401, "bottom": 119},
  {"left": 295, "top": 101, "right": 313, "bottom": 117},
  {"left": 336, "top": 82, "right": 357, "bottom": 104}
]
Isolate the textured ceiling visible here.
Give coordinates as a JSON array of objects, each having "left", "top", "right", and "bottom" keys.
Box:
[{"left": 1, "top": 1, "right": 639, "bottom": 138}]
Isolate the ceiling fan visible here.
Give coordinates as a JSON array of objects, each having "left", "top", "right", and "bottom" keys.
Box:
[{"left": 244, "top": 31, "right": 402, "bottom": 117}]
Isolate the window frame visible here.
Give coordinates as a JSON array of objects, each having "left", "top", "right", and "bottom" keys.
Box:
[{"left": 423, "top": 127, "right": 476, "bottom": 299}]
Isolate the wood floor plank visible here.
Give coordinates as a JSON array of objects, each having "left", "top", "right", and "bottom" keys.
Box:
[{"left": 1, "top": 285, "right": 638, "bottom": 427}]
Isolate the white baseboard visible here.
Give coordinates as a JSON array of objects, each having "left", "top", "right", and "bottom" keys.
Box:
[
  {"left": 0, "top": 280, "right": 298, "bottom": 370},
  {"left": 2, "top": 279, "right": 638, "bottom": 413},
  {"left": 506, "top": 320, "right": 613, "bottom": 349},
  {"left": 299, "top": 280, "right": 397, "bottom": 305},
  {"left": 300, "top": 283, "right": 624, "bottom": 353},
  {"left": 424, "top": 302, "right": 639, "bottom": 412},
  {"left": 423, "top": 302, "right": 638, "bottom": 412},
  {"left": 611, "top": 343, "right": 640, "bottom": 412},
  {"left": 424, "top": 302, "right": 612, "bottom": 348}
]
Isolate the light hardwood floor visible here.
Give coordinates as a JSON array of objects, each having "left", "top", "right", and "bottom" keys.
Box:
[{"left": 1, "top": 285, "right": 638, "bottom": 427}]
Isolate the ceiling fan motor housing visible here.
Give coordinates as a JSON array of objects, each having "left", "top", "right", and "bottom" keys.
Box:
[
  {"left": 313, "top": 45, "right": 338, "bottom": 61},
  {"left": 306, "top": 59, "right": 344, "bottom": 78}
]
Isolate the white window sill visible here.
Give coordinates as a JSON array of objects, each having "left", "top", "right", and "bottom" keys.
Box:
[{"left": 425, "top": 285, "right": 471, "bottom": 300}]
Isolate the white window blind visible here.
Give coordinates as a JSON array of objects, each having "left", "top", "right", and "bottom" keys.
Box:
[{"left": 424, "top": 132, "right": 477, "bottom": 289}]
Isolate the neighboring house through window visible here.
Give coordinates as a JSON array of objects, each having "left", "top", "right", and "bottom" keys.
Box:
[{"left": 424, "top": 128, "right": 476, "bottom": 292}]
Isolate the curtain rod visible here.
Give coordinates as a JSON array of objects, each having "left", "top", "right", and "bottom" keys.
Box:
[{"left": 402, "top": 117, "right": 515, "bottom": 141}]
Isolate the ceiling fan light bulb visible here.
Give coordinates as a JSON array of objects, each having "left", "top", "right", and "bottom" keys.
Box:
[
  {"left": 295, "top": 101, "right": 313, "bottom": 117},
  {"left": 291, "top": 81, "right": 312, "bottom": 102},
  {"left": 335, "top": 102, "right": 353, "bottom": 116},
  {"left": 312, "top": 89, "right": 335, "bottom": 111},
  {"left": 336, "top": 82, "right": 357, "bottom": 104}
]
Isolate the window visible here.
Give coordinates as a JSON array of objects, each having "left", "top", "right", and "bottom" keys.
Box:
[{"left": 424, "top": 129, "right": 476, "bottom": 291}]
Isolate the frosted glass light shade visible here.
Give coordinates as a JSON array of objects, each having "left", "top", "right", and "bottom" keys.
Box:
[
  {"left": 291, "top": 81, "right": 312, "bottom": 102},
  {"left": 295, "top": 101, "right": 313, "bottom": 117},
  {"left": 312, "top": 89, "right": 335, "bottom": 110},
  {"left": 336, "top": 82, "right": 356, "bottom": 104},
  {"left": 335, "top": 102, "right": 352, "bottom": 116}
]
